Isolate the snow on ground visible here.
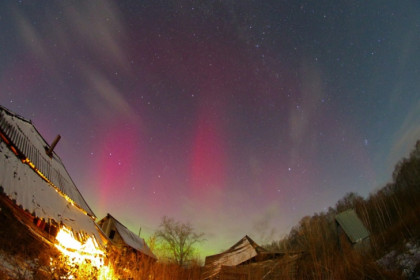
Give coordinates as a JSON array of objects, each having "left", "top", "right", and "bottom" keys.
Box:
[
  {"left": 377, "top": 241, "right": 420, "bottom": 279},
  {"left": 0, "top": 249, "right": 36, "bottom": 280}
]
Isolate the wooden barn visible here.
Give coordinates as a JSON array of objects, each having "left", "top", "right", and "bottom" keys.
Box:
[
  {"left": 98, "top": 213, "right": 156, "bottom": 261},
  {"left": 201, "top": 235, "right": 301, "bottom": 280},
  {"left": 97, "top": 214, "right": 156, "bottom": 277}
]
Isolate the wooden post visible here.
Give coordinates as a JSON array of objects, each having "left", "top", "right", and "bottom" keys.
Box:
[{"left": 46, "top": 135, "right": 61, "bottom": 157}]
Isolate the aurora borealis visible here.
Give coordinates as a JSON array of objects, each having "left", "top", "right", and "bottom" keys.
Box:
[{"left": 1, "top": 1, "right": 419, "bottom": 255}]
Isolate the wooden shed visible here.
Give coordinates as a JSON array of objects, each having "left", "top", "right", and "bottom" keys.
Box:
[
  {"left": 202, "top": 235, "right": 300, "bottom": 280},
  {"left": 335, "top": 209, "right": 370, "bottom": 251},
  {"left": 98, "top": 213, "right": 156, "bottom": 261}
]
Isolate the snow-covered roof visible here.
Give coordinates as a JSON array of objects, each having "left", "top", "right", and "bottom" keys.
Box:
[
  {"left": 102, "top": 214, "right": 157, "bottom": 260},
  {"left": 0, "top": 105, "right": 103, "bottom": 246},
  {"left": 0, "top": 106, "right": 94, "bottom": 216},
  {"left": 202, "top": 235, "right": 268, "bottom": 279}
]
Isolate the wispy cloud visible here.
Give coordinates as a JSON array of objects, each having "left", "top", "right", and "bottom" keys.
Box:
[
  {"left": 389, "top": 99, "right": 420, "bottom": 166},
  {"left": 13, "top": 1, "right": 129, "bottom": 73},
  {"left": 58, "top": 1, "right": 129, "bottom": 69},
  {"left": 80, "top": 65, "right": 138, "bottom": 121},
  {"left": 13, "top": 8, "right": 49, "bottom": 63},
  {"left": 251, "top": 203, "right": 279, "bottom": 244},
  {"left": 288, "top": 61, "right": 325, "bottom": 164}
]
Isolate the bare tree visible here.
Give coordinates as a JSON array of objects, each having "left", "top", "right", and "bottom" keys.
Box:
[{"left": 154, "top": 216, "right": 204, "bottom": 266}]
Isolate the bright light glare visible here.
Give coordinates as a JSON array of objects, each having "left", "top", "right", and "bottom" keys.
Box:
[{"left": 55, "top": 226, "right": 116, "bottom": 279}]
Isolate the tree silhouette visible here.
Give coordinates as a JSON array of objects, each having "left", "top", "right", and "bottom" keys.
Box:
[{"left": 154, "top": 216, "right": 205, "bottom": 266}]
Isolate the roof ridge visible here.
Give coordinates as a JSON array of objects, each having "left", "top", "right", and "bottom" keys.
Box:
[
  {"left": 0, "top": 105, "right": 31, "bottom": 123},
  {"left": 107, "top": 213, "right": 132, "bottom": 231}
]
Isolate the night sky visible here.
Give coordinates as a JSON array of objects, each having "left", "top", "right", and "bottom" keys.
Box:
[{"left": 1, "top": 1, "right": 419, "bottom": 256}]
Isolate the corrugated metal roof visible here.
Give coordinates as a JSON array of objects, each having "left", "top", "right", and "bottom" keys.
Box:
[
  {"left": 0, "top": 106, "right": 95, "bottom": 217},
  {"left": 105, "top": 214, "right": 156, "bottom": 260},
  {"left": 0, "top": 128, "right": 104, "bottom": 248},
  {"left": 335, "top": 209, "right": 370, "bottom": 243}
]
